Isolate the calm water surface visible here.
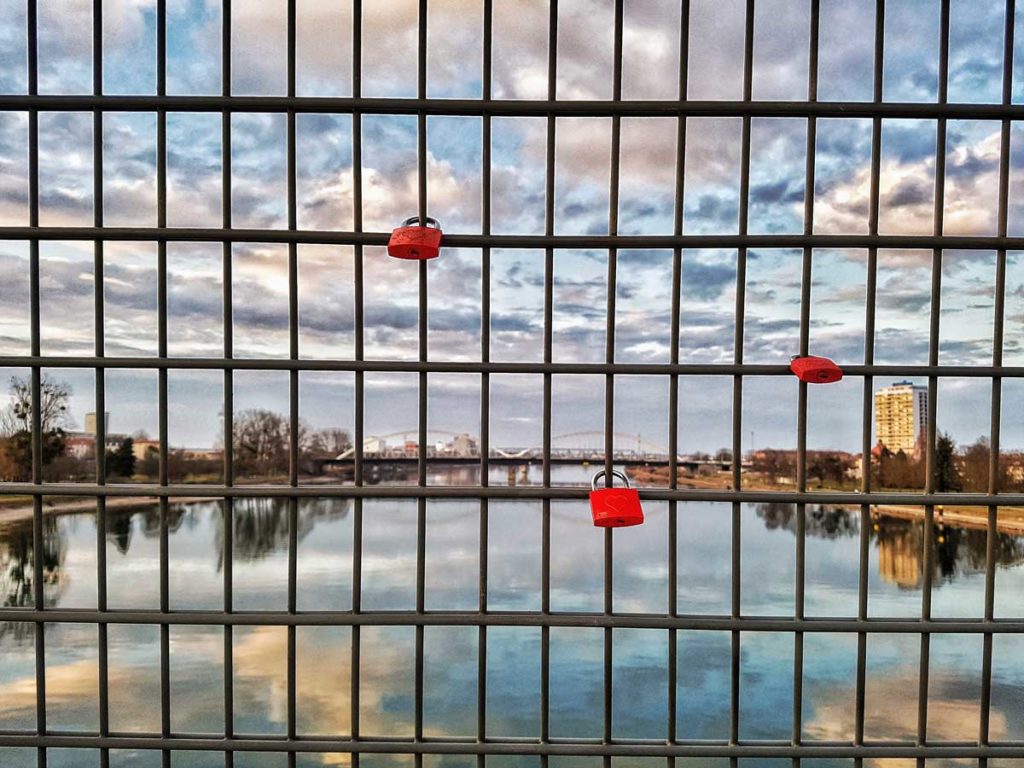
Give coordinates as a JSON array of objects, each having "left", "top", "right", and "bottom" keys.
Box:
[{"left": 2, "top": 466, "right": 1024, "bottom": 768}]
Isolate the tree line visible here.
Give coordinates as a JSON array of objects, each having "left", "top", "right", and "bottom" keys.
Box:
[
  {"left": 749, "top": 433, "right": 1022, "bottom": 492},
  {"left": 230, "top": 408, "right": 352, "bottom": 478},
  {"left": 0, "top": 376, "right": 351, "bottom": 482},
  {"left": 2, "top": 375, "right": 1020, "bottom": 489}
]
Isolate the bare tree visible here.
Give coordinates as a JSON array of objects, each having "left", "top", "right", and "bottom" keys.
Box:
[
  {"left": 752, "top": 449, "right": 796, "bottom": 485},
  {"left": 312, "top": 427, "right": 353, "bottom": 457},
  {"left": 876, "top": 447, "right": 924, "bottom": 490},
  {"left": 232, "top": 409, "right": 289, "bottom": 477},
  {"left": 960, "top": 436, "right": 1003, "bottom": 492},
  {"left": 0, "top": 376, "right": 71, "bottom": 481},
  {"left": 807, "top": 452, "right": 852, "bottom": 487},
  {"left": 0, "top": 375, "right": 71, "bottom": 437}
]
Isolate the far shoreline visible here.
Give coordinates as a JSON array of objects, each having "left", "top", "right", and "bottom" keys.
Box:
[{"left": 0, "top": 470, "right": 1022, "bottom": 536}]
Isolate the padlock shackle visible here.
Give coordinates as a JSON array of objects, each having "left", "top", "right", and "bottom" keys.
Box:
[
  {"left": 400, "top": 216, "right": 441, "bottom": 229},
  {"left": 591, "top": 468, "right": 631, "bottom": 492}
]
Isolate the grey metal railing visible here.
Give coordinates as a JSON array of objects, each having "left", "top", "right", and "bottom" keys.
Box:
[{"left": 0, "top": 0, "right": 1022, "bottom": 766}]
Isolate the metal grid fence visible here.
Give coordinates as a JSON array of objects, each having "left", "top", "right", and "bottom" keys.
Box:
[{"left": 0, "top": 0, "right": 1023, "bottom": 766}]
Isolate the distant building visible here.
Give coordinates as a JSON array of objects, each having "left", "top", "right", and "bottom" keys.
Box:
[
  {"left": 363, "top": 437, "right": 387, "bottom": 456},
  {"left": 65, "top": 435, "right": 96, "bottom": 459},
  {"left": 84, "top": 411, "right": 109, "bottom": 436},
  {"left": 132, "top": 439, "right": 161, "bottom": 461},
  {"left": 875, "top": 381, "right": 928, "bottom": 455}
]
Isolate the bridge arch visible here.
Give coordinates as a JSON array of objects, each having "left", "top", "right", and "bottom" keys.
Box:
[{"left": 331, "top": 429, "right": 669, "bottom": 459}]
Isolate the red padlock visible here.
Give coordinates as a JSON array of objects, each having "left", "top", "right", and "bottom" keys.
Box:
[
  {"left": 589, "top": 469, "right": 644, "bottom": 528},
  {"left": 790, "top": 355, "right": 843, "bottom": 384},
  {"left": 387, "top": 216, "right": 443, "bottom": 260}
]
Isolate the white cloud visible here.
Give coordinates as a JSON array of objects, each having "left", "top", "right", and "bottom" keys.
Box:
[{"left": 814, "top": 127, "right": 1007, "bottom": 237}]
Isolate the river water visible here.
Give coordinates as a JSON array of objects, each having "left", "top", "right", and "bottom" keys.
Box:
[{"left": 1, "top": 466, "right": 1023, "bottom": 767}]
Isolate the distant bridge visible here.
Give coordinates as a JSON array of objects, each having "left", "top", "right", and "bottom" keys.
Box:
[
  {"left": 330, "top": 429, "right": 671, "bottom": 460},
  {"left": 310, "top": 430, "right": 743, "bottom": 473}
]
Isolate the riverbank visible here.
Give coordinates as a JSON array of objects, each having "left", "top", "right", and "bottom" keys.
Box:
[
  {"left": 627, "top": 466, "right": 1024, "bottom": 534},
  {"left": 2, "top": 470, "right": 1023, "bottom": 536},
  {"left": 859, "top": 504, "right": 1024, "bottom": 534}
]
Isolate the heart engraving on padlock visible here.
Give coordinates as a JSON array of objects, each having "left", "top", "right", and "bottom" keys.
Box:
[{"left": 589, "top": 469, "right": 644, "bottom": 528}]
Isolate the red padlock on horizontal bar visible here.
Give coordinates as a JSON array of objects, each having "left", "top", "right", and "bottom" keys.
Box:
[
  {"left": 589, "top": 469, "right": 644, "bottom": 528},
  {"left": 387, "top": 216, "right": 443, "bottom": 260},
  {"left": 790, "top": 355, "right": 843, "bottom": 384}
]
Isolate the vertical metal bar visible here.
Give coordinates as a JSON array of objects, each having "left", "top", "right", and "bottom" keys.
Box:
[
  {"left": 667, "top": 1, "right": 689, "bottom": 756},
  {"left": 92, "top": 2, "right": 109, "bottom": 766},
  {"left": 155, "top": 3, "right": 170, "bottom": 767},
  {"left": 792, "top": 2, "right": 819, "bottom": 754},
  {"left": 479, "top": 23, "right": 492, "bottom": 726},
  {"left": 478, "top": 515, "right": 489, "bottom": 757},
  {"left": 478, "top": 490, "right": 488, "bottom": 766},
  {"left": 917, "top": 505, "right": 936, "bottom": 753},
  {"left": 417, "top": 0, "right": 429, "bottom": 480},
  {"left": 287, "top": 506, "right": 298, "bottom": 758},
  {"left": 287, "top": 0, "right": 298, "bottom": 473},
  {"left": 917, "top": 4, "right": 950, "bottom": 758},
  {"left": 350, "top": 3, "right": 363, "bottom": 763},
  {"left": 603, "top": 1, "right": 624, "bottom": 756},
  {"left": 854, "top": 2, "right": 885, "bottom": 758},
  {"left": 286, "top": 3, "right": 299, "bottom": 765},
  {"left": 543, "top": 0, "right": 557, "bottom": 496},
  {"left": 287, "top": 505, "right": 298, "bottom": 758},
  {"left": 26, "top": 3, "right": 45, "bottom": 766},
  {"left": 479, "top": 40, "right": 491, "bottom": 734},
  {"left": 729, "top": 0, "right": 755, "bottom": 754},
  {"left": 416, "top": 3, "right": 428, "bottom": 762},
  {"left": 479, "top": 0, "right": 492, "bottom": 495},
  {"left": 479, "top": 4, "right": 492, "bottom": 763},
  {"left": 480, "top": 0, "right": 492, "bottom": 482},
  {"left": 980, "top": 1, "right": 1014, "bottom": 756},
  {"left": 352, "top": 0, "right": 364, "bottom": 493},
  {"left": 221, "top": 3, "right": 234, "bottom": 765},
  {"left": 542, "top": 4, "right": 557, "bottom": 766}
]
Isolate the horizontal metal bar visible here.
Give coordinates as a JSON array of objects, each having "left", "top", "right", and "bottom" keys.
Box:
[
  {"left": 0, "top": 733, "right": 1021, "bottom": 758},
  {"left": 5, "top": 482, "right": 1024, "bottom": 506},
  {"left": 4, "top": 732, "right": 991, "bottom": 748},
  {"left": 2, "top": 356, "right": 1022, "bottom": 378},
  {"left": 3, "top": 94, "right": 1024, "bottom": 120},
  {"left": 0, "top": 608, "right": 1022, "bottom": 633},
  {"left": 4, "top": 226, "right": 1024, "bottom": 251}
]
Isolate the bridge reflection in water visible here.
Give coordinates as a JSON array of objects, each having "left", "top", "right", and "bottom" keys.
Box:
[{"left": 1, "top": 467, "right": 1023, "bottom": 767}]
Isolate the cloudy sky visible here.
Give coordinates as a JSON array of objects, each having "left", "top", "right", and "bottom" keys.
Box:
[{"left": 0, "top": 0, "right": 1022, "bottom": 457}]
